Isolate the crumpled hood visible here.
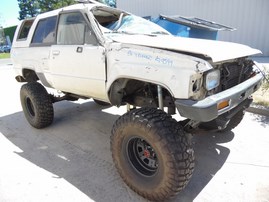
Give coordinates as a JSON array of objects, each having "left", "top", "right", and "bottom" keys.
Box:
[{"left": 108, "top": 34, "right": 261, "bottom": 63}]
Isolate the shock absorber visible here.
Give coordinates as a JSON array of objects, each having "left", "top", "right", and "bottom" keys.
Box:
[{"left": 157, "top": 85, "right": 164, "bottom": 110}]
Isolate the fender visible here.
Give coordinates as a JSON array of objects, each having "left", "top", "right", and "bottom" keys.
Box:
[{"left": 106, "top": 43, "right": 213, "bottom": 99}]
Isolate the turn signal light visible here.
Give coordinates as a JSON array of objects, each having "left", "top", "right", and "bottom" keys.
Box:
[{"left": 217, "top": 100, "right": 230, "bottom": 110}]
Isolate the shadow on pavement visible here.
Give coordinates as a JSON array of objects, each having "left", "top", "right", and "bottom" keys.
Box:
[
  {"left": 0, "top": 100, "right": 234, "bottom": 201},
  {"left": 249, "top": 113, "right": 269, "bottom": 128},
  {"left": 173, "top": 129, "right": 234, "bottom": 202}
]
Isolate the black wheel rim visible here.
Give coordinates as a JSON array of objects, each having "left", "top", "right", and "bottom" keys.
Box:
[
  {"left": 25, "top": 97, "right": 35, "bottom": 117},
  {"left": 126, "top": 137, "right": 158, "bottom": 176}
]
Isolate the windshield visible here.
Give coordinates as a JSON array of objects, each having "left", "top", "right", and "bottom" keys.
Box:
[
  {"left": 106, "top": 15, "right": 170, "bottom": 35},
  {"left": 93, "top": 8, "right": 170, "bottom": 35}
]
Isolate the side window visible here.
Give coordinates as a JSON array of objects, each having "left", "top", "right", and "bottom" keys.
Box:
[
  {"left": 57, "top": 12, "right": 97, "bottom": 45},
  {"left": 17, "top": 19, "right": 34, "bottom": 40},
  {"left": 31, "top": 16, "right": 57, "bottom": 45}
]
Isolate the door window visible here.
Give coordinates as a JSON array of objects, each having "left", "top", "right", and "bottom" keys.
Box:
[
  {"left": 17, "top": 19, "right": 34, "bottom": 40},
  {"left": 31, "top": 16, "right": 57, "bottom": 45},
  {"left": 57, "top": 12, "right": 97, "bottom": 45}
]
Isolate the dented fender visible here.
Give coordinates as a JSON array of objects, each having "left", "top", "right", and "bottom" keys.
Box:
[{"left": 105, "top": 43, "right": 213, "bottom": 99}]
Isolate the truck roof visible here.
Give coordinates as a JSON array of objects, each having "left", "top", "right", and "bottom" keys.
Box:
[{"left": 34, "top": 1, "right": 104, "bottom": 20}]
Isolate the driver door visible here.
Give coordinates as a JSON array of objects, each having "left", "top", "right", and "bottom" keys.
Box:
[{"left": 49, "top": 11, "right": 106, "bottom": 99}]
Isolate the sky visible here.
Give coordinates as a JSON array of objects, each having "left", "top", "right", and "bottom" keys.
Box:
[
  {"left": 0, "top": 0, "right": 116, "bottom": 28},
  {"left": 0, "top": 0, "right": 20, "bottom": 27}
]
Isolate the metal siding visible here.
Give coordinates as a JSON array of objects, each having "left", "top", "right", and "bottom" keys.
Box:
[{"left": 117, "top": 0, "right": 269, "bottom": 56}]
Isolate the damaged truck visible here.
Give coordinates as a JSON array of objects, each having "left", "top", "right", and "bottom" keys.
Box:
[{"left": 11, "top": 1, "right": 264, "bottom": 201}]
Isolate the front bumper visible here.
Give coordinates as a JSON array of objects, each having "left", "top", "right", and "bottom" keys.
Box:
[{"left": 175, "top": 72, "right": 263, "bottom": 122}]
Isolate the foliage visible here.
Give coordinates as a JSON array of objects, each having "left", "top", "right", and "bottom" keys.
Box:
[
  {"left": 18, "top": 0, "right": 39, "bottom": 20},
  {"left": 17, "top": 0, "right": 76, "bottom": 20},
  {"left": 38, "top": 0, "right": 76, "bottom": 13},
  {"left": 17, "top": 0, "right": 117, "bottom": 20},
  {"left": 261, "top": 71, "right": 269, "bottom": 93},
  {"left": 0, "top": 27, "right": 5, "bottom": 44}
]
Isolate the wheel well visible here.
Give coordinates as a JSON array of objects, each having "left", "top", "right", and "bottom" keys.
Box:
[
  {"left": 22, "top": 69, "right": 39, "bottom": 82},
  {"left": 109, "top": 79, "right": 175, "bottom": 112}
]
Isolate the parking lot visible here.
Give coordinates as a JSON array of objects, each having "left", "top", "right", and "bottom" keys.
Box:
[{"left": 0, "top": 58, "right": 269, "bottom": 202}]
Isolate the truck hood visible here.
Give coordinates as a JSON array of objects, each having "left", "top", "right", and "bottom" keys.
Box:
[{"left": 108, "top": 34, "right": 261, "bottom": 63}]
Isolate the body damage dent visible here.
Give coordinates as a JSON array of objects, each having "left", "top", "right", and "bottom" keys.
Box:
[
  {"left": 108, "top": 35, "right": 261, "bottom": 63},
  {"left": 106, "top": 43, "right": 211, "bottom": 100}
]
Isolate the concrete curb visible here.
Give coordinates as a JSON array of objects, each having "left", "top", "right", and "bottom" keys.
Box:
[{"left": 246, "top": 104, "right": 269, "bottom": 117}]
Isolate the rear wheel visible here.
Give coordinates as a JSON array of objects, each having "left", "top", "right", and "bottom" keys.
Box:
[
  {"left": 111, "top": 107, "right": 194, "bottom": 201},
  {"left": 20, "top": 82, "right": 54, "bottom": 129}
]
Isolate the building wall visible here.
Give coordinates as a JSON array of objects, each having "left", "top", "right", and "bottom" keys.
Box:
[{"left": 117, "top": 0, "right": 269, "bottom": 56}]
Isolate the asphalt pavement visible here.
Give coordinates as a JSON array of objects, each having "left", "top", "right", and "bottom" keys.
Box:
[{"left": 0, "top": 59, "right": 269, "bottom": 202}]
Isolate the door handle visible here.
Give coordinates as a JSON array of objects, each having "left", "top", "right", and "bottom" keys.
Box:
[{"left": 52, "top": 50, "right": 60, "bottom": 55}]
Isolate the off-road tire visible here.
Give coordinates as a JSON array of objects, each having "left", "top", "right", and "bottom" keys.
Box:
[
  {"left": 93, "top": 99, "right": 111, "bottom": 106},
  {"left": 20, "top": 82, "right": 54, "bottom": 129},
  {"left": 200, "top": 110, "right": 245, "bottom": 132},
  {"left": 111, "top": 107, "right": 195, "bottom": 201}
]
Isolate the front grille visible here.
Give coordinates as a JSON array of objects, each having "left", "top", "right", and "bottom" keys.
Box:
[{"left": 209, "top": 58, "right": 255, "bottom": 95}]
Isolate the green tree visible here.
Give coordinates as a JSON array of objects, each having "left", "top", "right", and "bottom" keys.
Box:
[
  {"left": 0, "top": 26, "right": 5, "bottom": 45},
  {"left": 17, "top": 0, "right": 76, "bottom": 20},
  {"left": 18, "top": 0, "right": 39, "bottom": 20},
  {"left": 38, "top": 0, "right": 75, "bottom": 13}
]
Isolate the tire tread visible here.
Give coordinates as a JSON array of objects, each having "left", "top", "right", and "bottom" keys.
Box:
[
  {"left": 111, "top": 107, "right": 194, "bottom": 201},
  {"left": 20, "top": 82, "right": 54, "bottom": 128}
]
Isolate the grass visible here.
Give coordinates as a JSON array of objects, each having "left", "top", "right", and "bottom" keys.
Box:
[
  {"left": 253, "top": 80, "right": 269, "bottom": 107},
  {"left": 253, "top": 100, "right": 269, "bottom": 107},
  {"left": 0, "top": 53, "right": 10, "bottom": 59}
]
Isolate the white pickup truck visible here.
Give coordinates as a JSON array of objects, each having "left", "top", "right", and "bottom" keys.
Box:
[{"left": 11, "top": 1, "right": 264, "bottom": 201}]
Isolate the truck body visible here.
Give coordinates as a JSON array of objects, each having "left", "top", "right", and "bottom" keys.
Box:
[{"left": 11, "top": 1, "right": 264, "bottom": 201}]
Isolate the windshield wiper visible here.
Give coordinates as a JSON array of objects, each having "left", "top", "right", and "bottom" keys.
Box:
[
  {"left": 104, "top": 31, "right": 135, "bottom": 35},
  {"left": 150, "top": 31, "right": 169, "bottom": 35},
  {"left": 104, "top": 31, "right": 167, "bottom": 36}
]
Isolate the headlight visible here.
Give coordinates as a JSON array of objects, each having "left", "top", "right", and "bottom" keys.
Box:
[{"left": 205, "top": 70, "right": 220, "bottom": 90}]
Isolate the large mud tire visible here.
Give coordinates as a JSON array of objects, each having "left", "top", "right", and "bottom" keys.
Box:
[
  {"left": 20, "top": 82, "right": 54, "bottom": 129},
  {"left": 111, "top": 107, "right": 194, "bottom": 201}
]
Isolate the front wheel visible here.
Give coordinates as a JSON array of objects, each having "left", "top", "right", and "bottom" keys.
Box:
[
  {"left": 20, "top": 82, "right": 54, "bottom": 129},
  {"left": 111, "top": 107, "right": 194, "bottom": 201}
]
